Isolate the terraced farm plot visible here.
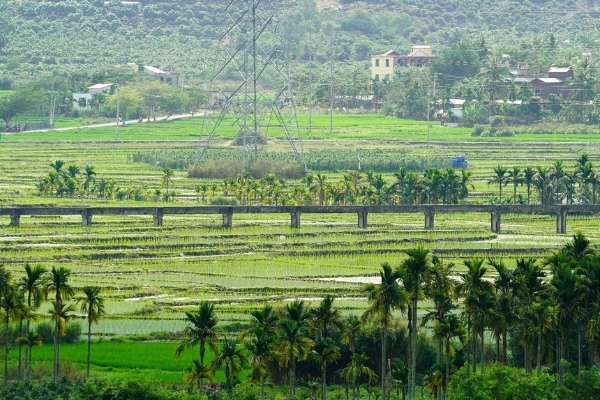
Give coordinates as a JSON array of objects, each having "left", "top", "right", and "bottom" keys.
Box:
[{"left": 2, "top": 120, "right": 600, "bottom": 336}]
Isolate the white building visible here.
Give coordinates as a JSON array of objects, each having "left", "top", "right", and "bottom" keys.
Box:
[
  {"left": 128, "top": 63, "right": 179, "bottom": 86},
  {"left": 72, "top": 83, "right": 113, "bottom": 110}
]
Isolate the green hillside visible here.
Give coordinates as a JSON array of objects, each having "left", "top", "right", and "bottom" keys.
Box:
[{"left": 1, "top": 0, "right": 600, "bottom": 85}]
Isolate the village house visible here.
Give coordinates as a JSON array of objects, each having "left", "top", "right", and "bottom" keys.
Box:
[
  {"left": 515, "top": 67, "right": 573, "bottom": 100},
  {"left": 128, "top": 63, "right": 180, "bottom": 86},
  {"left": 370, "top": 45, "right": 434, "bottom": 80},
  {"left": 72, "top": 83, "right": 113, "bottom": 110}
]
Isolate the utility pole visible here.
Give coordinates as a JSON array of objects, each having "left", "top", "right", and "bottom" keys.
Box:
[
  {"left": 49, "top": 78, "right": 56, "bottom": 128},
  {"left": 116, "top": 84, "right": 120, "bottom": 140},
  {"left": 427, "top": 90, "right": 431, "bottom": 148}
]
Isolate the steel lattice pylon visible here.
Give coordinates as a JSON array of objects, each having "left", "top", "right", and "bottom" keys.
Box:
[{"left": 195, "top": 0, "right": 305, "bottom": 172}]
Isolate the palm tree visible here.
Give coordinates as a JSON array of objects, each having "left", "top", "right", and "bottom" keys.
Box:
[
  {"left": 531, "top": 299, "right": 558, "bottom": 373},
  {"left": 362, "top": 262, "right": 408, "bottom": 400},
  {"left": 488, "top": 166, "right": 508, "bottom": 202},
  {"left": 277, "top": 318, "right": 314, "bottom": 398},
  {"left": 523, "top": 167, "right": 536, "bottom": 204},
  {"left": 183, "top": 359, "right": 215, "bottom": 390},
  {"left": 16, "top": 332, "right": 42, "bottom": 381},
  {"left": 212, "top": 335, "right": 248, "bottom": 390},
  {"left": 341, "top": 314, "right": 362, "bottom": 355},
  {"left": 312, "top": 294, "right": 343, "bottom": 339},
  {"left": 398, "top": 246, "right": 431, "bottom": 400},
  {"left": 17, "top": 264, "right": 47, "bottom": 379},
  {"left": 49, "top": 160, "right": 65, "bottom": 175},
  {"left": 46, "top": 266, "right": 75, "bottom": 382},
  {"left": 82, "top": 165, "right": 96, "bottom": 194},
  {"left": 79, "top": 286, "right": 105, "bottom": 378},
  {"left": 477, "top": 54, "right": 512, "bottom": 116},
  {"left": 453, "top": 257, "right": 493, "bottom": 372},
  {"left": 432, "top": 313, "right": 466, "bottom": 399},
  {"left": 567, "top": 57, "right": 597, "bottom": 121},
  {"left": 175, "top": 301, "right": 219, "bottom": 389},
  {"left": 1, "top": 282, "right": 20, "bottom": 385},
  {"left": 342, "top": 353, "right": 378, "bottom": 400},
  {"left": 161, "top": 167, "right": 175, "bottom": 199},
  {"left": 311, "top": 337, "right": 341, "bottom": 400},
  {"left": 245, "top": 327, "right": 274, "bottom": 397},
  {"left": 506, "top": 167, "right": 523, "bottom": 204},
  {"left": 48, "top": 300, "right": 76, "bottom": 381},
  {"left": 550, "top": 160, "right": 567, "bottom": 204}
]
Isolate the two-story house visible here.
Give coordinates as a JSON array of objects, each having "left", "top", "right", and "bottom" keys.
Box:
[
  {"left": 370, "top": 45, "right": 434, "bottom": 81},
  {"left": 515, "top": 67, "right": 573, "bottom": 100}
]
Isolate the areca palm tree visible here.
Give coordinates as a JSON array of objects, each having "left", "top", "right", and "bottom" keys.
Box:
[
  {"left": 312, "top": 294, "right": 343, "bottom": 339},
  {"left": 523, "top": 166, "right": 536, "bottom": 204},
  {"left": 278, "top": 318, "right": 314, "bottom": 398},
  {"left": 175, "top": 301, "right": 219, "bottom": 389},
  {"left": 46, "top": 266, "right": 75, "bottom": 382},
  {"left": 341, "top": 314, "right": 362, "bottom": 355},
  {"left": 48, "top": 300, "right": 76, "bottom": 381},
  {"left": 183, "top": 359, "right": 215, "bottom": 390},
  {"left": 342, "top": 353, "right": 378, "bottom": 400},
  {"left": 453, "top": 257, "right": 494, "bottom": 372},
  {"left": 506, "top": 167, "right": 523, "bottom": 204},
  {"left": 531, "top": 299, "right": 558, "bottom": 373},
  {"left": 311, "top": 337, "right": 341, "bottom": 400},
  {"left": 362, "top": 262, "right": 408, "bottom": 400},
  {"left": 398, "top": 246, "right": 431, "bottom": 400},
  {"left": 212, "top": 336, "right": 248, "bottom": 390},
  {"left": 488, "top": 166, "right": 508, "bottom": 202},
  {"left": 79, "top": 286, "right": 105, "bottom": 378},
  {"left": 16, "top": 332, "right": 42, "bottom": 381},
  {"left": 161, "top": 167, "right": 175, "bottom": 199},
  {"left": 245, "top": 327, "right": 274, "bottom": 397},
  {"left": 1, "top": 282, "right": 21, "bottom": 385},
  {"left": 432, "top": 313, "right": 466, "bottom": 399},
  {"left": 550, "top": 160, "right": 567, "bottom": 204}
]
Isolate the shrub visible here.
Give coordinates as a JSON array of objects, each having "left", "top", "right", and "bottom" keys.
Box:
[
  {"left": 210, "top": 196, "right": 239, "bottom": 205},
  {"left": 490, "top": 115, "right": 505, "bottom": 128},
  {"left": 35, "top": 322, "right": 53, "bottom": 344},
  {"left": 471, "top": 125, "right": 485, "bottom": 136},
  {"left": 64, "top": 321, "right": 82, "bottom": 343}
]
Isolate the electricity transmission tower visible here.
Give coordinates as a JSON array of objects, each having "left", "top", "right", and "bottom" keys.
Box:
[{"left": 196, "top": 0, "right": 305, "bottom": 172}]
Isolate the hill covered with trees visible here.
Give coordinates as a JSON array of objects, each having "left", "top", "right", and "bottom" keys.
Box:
[{"left": 2, "top": 0, "right": 600, "bottom": 85}]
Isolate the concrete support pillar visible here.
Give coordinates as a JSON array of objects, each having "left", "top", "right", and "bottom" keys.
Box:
[
  {"left": 154, "top": 208, "right": 164, "bottom": 226},
  {"left": 556, "top": 208, "right": 567, "bottom": 234},
  {"left": 424, "top": 212, "right": 435, "bottom": 229},
  {"left": 10, "top": 212, "right": 20, "bottom": 227},
  {"left": 222, "top": 209, "right": 233, "bottom": 228},
  {"left": 490, "top": 210, "right": 501, "bottom": 233},
  {"left": 81, "top": 210, "right": 93, "bottom": 226},
  {"left": 290, "top": 209, "right": 301, "bottom": 228},
  {"left": 358, "top": 211, "right": 368, "bottom": 229}
]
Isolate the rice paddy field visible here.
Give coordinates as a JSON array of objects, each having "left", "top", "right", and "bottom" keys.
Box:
[{"left": 2, "top": 114, "right": 600, "bottom": 337}]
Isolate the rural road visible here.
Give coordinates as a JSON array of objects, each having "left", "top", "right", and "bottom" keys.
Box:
[{"left": 3, "top": 113, "right": 196, "bottom": 135}]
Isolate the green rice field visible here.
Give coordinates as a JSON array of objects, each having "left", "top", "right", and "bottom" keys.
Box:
[{"left": 1, "top": 114, "right": 599, "bottom": 337}]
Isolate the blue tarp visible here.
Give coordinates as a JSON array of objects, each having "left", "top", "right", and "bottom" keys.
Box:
[{"left": 449, "top": 154, "right": 468, "bottom": 168}]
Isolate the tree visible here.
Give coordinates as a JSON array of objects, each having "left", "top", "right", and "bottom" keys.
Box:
[
  {"left": 311, "top": 337, "right": 341, "bottom": 400},
  {"left": 506, "top": 167, "right": 523, "bottom": 204},
  {"left": 398, "top": 246, "right": 431, "bottom": 400},
  {"left": 453, "top": 257, "right": 494, "bottom": 372},
  {"left": 245, "top": 327, "right": 274, "bottom": 397},
  {"left": 277, "top": 318, "right": 314, "bottom": 398},
  {"left": 566, "top": 57, "right": 597, "bottom": 122},
  {"left": 362, "top": 262, "right": 408, "bottom": 400},
  {"left": 531, "top": 299, "right": 557, "bottom": 373},
  {"left": 342, "top": 353, "right": 378, "bottom": 400},
  {"left": 477, "top": 55, "right": 512, "bottom": 117},
  {"left": 46, "top": 266, "right": 76, "bottom": 382},
  {"left": 175, "top": 301, "right": 219, "bottom": 389},
  {"left": 1, "top": 278, "right": 20, "bottom": 385},
  {"left": 523, "top": 167, "right": 536, "bottom": 204},
  {"left": 432, "top": 314, "right": 466, "bottom": 399},
  {"left": 16, "top": 332, "right": 42, "bottom": 381},
  {"left": 161, "top": 168, "right": 175, "bottom": 200},
  {"left": 79, "top": 286, "right": 105, "bottom": 378},
  {"left": 82, "top": 165, "right": 96, "bottom": 195},
  {"left": 183, "top": 359, "right": 215, "bottom": 390},
  {"left": 0, "top": 90, "right": 31, "bottom": 126},
  {"left": 17, "top": 264, "right": 47, "bottom": 381},
  {"left": 488, "top": 166, "right": 508, "bottom": 202},
  {"left": 212, "top": 335, "right": 248, "bottom": 390},
  {"left": 431, "top": 40, "right": 479, "bottom": 83}
]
